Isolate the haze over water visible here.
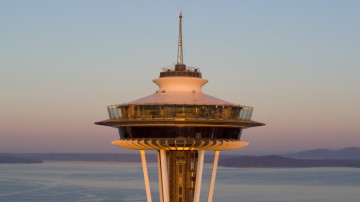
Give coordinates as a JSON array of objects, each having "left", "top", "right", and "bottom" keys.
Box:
[{"left": 1, "top": 162, "right": 360, "bottom": 202}]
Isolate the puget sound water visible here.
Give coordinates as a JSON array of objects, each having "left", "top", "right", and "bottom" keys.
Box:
[{"left": 0, "top": 162, "right": 359, "bottom": 202}]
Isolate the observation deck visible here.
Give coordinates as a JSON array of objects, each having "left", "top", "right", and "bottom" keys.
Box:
[
  {"left": 95, "top": 103, "right": 264, "bottom": 151},
  {"left": 160, "top": 65, "right": 202, "bottom": 78},
  {"left": 97, "top": 104, "right": 262, "bottom": 128},
  {"left": 95, "top": 64, "right": 264, "bottom": 150}
]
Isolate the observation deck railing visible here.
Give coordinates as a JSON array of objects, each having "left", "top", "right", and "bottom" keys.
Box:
[
  {"left": 160, "top": 66, "right": 202, "bottom": 78},
  {"left": 107, "top": 104, "right": 253, "bottom": 121}
]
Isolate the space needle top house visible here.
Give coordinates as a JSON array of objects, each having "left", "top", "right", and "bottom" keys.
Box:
[{"left": 96, "top": 12, "right": 264, "bottom": 202}]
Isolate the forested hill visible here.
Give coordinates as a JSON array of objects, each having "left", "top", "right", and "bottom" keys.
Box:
[
  {"left": 2, "top": 147, "right": 360, "bottom": 167},
  {"left": 0, "top": 156, "right": 43, "bottom": 163},
  {"left": 286, "top": 147, "right": 360, "bottom": 160},
  {"left": 219, "top": 155, "right": 360, "bottom": 168}
]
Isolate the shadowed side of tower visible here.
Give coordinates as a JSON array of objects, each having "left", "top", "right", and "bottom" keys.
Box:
[{"left": 95, "top": 12, "right": 264, "bottom": 202}]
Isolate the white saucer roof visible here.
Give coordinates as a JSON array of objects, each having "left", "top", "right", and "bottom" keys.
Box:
[{"left": 127, "top": 76, "right": 235, "bottom": 106}]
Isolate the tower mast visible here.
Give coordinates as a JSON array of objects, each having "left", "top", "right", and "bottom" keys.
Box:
[{"left": 176, "top": 11, "right": 186, "bottom": 71}]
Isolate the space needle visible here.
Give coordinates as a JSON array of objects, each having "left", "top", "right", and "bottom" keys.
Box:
[{"left": 95, "top": 12, "right": 264, "bottom": 202}]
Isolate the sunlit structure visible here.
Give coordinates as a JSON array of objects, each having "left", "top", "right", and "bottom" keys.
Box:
[{"left": 95, "top": 12, "right": 264, "bottom": 202}]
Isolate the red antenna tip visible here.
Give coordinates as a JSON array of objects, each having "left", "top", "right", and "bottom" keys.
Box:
[{"left": 180, "top": 10, "right": 182, "bottom": 17}]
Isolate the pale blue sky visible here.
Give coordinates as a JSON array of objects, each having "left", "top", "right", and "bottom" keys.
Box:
[{"left": 1, "top": 1, "right": 359, "bottom": 153}]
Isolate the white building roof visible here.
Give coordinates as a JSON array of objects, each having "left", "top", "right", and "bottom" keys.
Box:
[
  {"left": 128, "top": 91, "right": 234, "bottom": 105},
  {"left": 127, "top": 76, "right": 235, "bottom": 106}
]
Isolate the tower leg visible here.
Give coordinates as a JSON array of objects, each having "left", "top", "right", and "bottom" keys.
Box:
[
  {"left": 207, "top": 151, "right": 220, "bottom": 202},
  {"left": 140, "top": 150, "right": 152, "bottom": 202},
  {"left": 193, "top": 150, "right": 205, "bottom": 202},
  {"left": 157, "top": 151, "right": 164, "bottom": 202},
  {"left": 160, "top": 149, "right": 170, "bottom": 202}
]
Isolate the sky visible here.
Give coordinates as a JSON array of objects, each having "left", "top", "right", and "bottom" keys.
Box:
[{"left": 1, "top": 0, "right": 359, "bottom": 154}]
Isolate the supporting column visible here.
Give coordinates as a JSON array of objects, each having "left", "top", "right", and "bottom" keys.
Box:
[
  {"left": 160, "top": 149, "right": 170, "bottom": 202},
  {"left": 193, "top": 150, "right": 205, "bottom": 202},
  {"left": 157, "top": 151, "right": 164, "bottom": 202},
  {"left": 207, "top": 151, "right": 220, "bottom": 202},
  {"left": 140, "top": 150, "right": 152, "bottom": 202}
]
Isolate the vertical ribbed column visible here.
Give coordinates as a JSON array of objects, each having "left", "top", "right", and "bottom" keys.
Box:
[
  {"left": 157, "top": 151, "right": 164, "bottom": 202},
  {"left": 207, "top": 151, "right": 220, "bottom": 202},
  {"left": 160, "top": 149, "right": 170, "bottom": 202},
  {"left": 140, "top": 150, "right": 152, "bottom": 202},
  {"left": 193, "top": 150, "right": 205, "bottom": 202}
]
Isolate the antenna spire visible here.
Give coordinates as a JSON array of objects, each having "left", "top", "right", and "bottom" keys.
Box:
[
  {"left": 175, "top": 10, "right": 186, "bottom": 71},
  {"left": 177, "top": 11, "right": 183, "bottom": 65}
]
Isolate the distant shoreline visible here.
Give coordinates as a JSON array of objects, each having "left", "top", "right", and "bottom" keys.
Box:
[
  {"left": 1, "top": 147, "right": 360, "bottom": 168},
  {"left": 219, "top": 155, "right": 360, "bottom": 168},
  {"left": 0, "top": 156, "right": 43, "bottom": 164}
]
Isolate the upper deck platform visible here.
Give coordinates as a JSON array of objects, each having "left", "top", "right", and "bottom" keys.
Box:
[
  {"left": 95, "top": 104, "right": 264, "bottom": 128},
  {"left": 107, "top": 104, "right": 253, "bottom": 119},
  {"left": 160, "top": 65, "right": 202, "bottom": 78}
]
